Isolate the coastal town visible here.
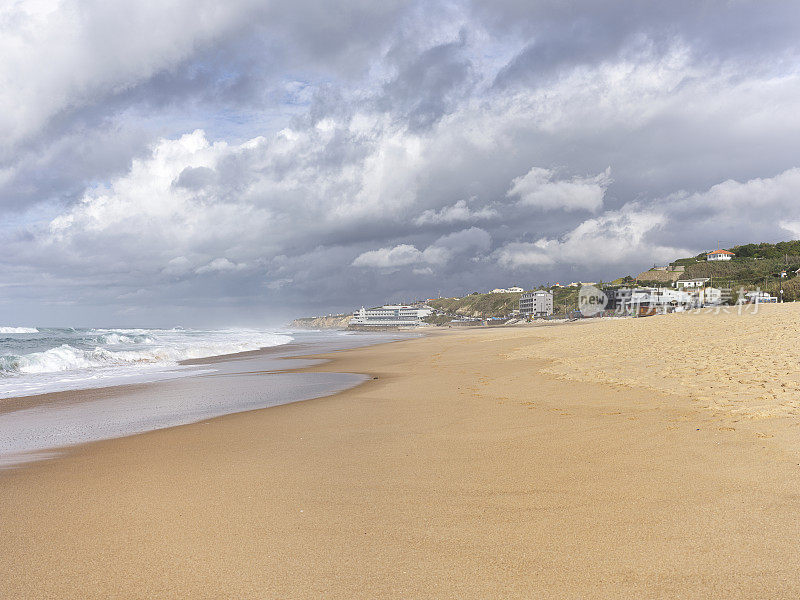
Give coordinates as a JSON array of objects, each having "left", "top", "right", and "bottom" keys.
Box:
[{"left": 296, "top": 242, "right": 796, "bottom": 330}]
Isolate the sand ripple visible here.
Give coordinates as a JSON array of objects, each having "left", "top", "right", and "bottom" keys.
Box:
[{"left": 510, "top": 304, "right": 800, "bottom": 419}]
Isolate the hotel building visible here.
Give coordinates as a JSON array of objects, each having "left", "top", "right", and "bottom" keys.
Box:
[
  {"left": 351, "top": 305, "right": 433, "bottom": 327},
  {"left": 519, "top": 291, "right": 554, "bottom": 317}
]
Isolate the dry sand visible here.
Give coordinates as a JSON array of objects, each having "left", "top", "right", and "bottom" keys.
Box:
[
  {"left": 512, "top": 302, "right": 800, "bottom": 419},
  {"left": 2, "top": 309, "right": 800, "bottom": 598}
]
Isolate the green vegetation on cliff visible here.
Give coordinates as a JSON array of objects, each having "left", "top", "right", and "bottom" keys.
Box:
[
  {"left": 679, "top": 257, "right": 800, "bottom": 300},
  {"left": 427, "top": 286, "right": 582, "bottom": 319},
  {"left": 663, "top": 240, "right": 800, "bottom": 300},
  {"left": 727, "top": 240, "right": 800, "bottom": 259},
  {"left": 427, "top": 292, "right": 522, "bottom": 318}
]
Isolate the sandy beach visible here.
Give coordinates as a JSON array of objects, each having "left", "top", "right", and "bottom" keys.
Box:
[{"left": 2, "top": 307, "right": 800, "bottom": 598}]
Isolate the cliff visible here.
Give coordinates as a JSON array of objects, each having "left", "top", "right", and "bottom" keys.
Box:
[
  {"left": 427, "top": 292, "right": 522, "bottom": 318},
  {"left": 289, "top": 314, "right": 352, "bottom": 330}
]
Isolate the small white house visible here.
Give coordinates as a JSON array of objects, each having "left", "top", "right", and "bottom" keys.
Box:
[
  {"left": 506, "top": 286, "right": 524, "bottom": 293},
  {"left": 676, "top": 278, "right": 710, "bottom": 289},
  {"left": 706, "top": 249, "right": 734, "bottom": 261}
]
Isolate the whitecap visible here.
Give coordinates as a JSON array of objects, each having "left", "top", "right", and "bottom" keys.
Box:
[{"left": 0, "top": 327, "right": 38, "bottom": 334}]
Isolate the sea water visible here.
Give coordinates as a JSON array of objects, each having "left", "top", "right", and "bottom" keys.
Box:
[{"left": 0, "top": 326, "right": 293, "bottom": 398}]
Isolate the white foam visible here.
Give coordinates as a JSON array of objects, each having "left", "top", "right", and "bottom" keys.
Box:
[
  {"left": 0, "top": 327, "right": 38, "bottom": 334},
  {"left": 90, "top": 328, "right": 150, "bottom": 335},
  {"left": 97, "top": 333, "right": 155, "bottom": 345},
  {"left": 0, "top": 329, "right": 293, "bottom": 398}
]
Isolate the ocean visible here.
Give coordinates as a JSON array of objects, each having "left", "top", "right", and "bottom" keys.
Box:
[{"left": 0, "top": 326, "right": 293, "bottom": 398}]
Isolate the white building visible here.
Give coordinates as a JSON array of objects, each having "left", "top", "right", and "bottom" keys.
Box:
[
  {"left": 490, "top": 286, "right": 524, "bottom": 293},
  {"left": 519, "top": 290, "right": 554, "bottom": 317},
  {"left": 626, "top": 287, "right": 697, "bottom": 313},
  {"left": 351, "top": 305, "right": 433, "bottom": 327},
  {"left": 706, "top": 249, "right": 734, "bottom": 261},
  {"left": 744, "top": 291, "right": 778, "bottom": 303},
  {"left": 676, "top": 278, "right": 710, "bottom": 289}
]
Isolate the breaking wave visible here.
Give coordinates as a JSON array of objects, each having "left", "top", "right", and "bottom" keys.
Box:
[
  {"left": 0, "top": 328, "right": 292, "bottom": 381},
  {"left": 0, "top": 327, "right": 39, "bottom": 334}
]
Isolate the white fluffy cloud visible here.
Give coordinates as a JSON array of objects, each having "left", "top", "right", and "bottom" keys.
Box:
[
  {"left": 780, "top": 221, "right": 800, "bottom": 237},
  {"left": 652, "top": 167, "right": 800, "bottom": 249},
  {"left": 671, "top": 167, "right": 800, "bottom": 214},
  {"left": 353, "top": 227, "right": 491, "bottom": 269},
  {"left": 46, "top": 130, "right": 268, "bottom": 275},
  {"left": 352, "top": 244, "right": 436, "bottom": 268},
  {"left": 414, "top": 199, "right": 497, "bottom": 225},
  {"left": 195, "top": 258, "right": 247, "bottom": 274},
  {"left": 496, "top": 166, "right": 800, "bottom": 271},
  {"left": 506, "top": 166, "right": 612, "bottom": 212},
  {"left": 495, "top": 204, "right": 687, "bottom": 268},
  {"left": 0, "top": 0, "right": 266, "bottom": 155}
]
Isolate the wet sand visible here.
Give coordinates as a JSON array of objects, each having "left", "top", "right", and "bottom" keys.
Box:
[
  {"left": 2, "top": 313, "right": 800, "bottom": 598},
  {"left": 0, "top": 334, "right": 409, "bottom": 466}
]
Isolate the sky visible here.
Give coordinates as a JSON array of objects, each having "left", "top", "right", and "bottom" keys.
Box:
[{"left": 2, "top": 0, "right": 800, "bottom": 326}]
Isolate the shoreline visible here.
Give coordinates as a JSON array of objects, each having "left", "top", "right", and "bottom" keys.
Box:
[
  {"left": 2, "top": 317, "right": 799, "bottom": 597},
  {"left": 0, "top": 323, "right": 574, "bottom": 467},
  {"left": 0, "top": 339, "right": 329, "bottom": 415},
  {"left": 0, "top": 331, "right": 415, "bottom": 468}
]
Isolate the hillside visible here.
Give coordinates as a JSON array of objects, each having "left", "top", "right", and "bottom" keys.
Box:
[
  {"left": 430, "top": 240, "right": 800, "bottom": 319},
  {"left": 290, "top": 314, "right": 352, "bottom": 329},
  {"left": 681, "top": 257, "right": 800, "bottom": 301},
  {"left": 624, "top": 240, "right": 800, "bottom": 301},
  {"left": 661, "top": 239, "right": 800, "bottom": 301},
  {"left": 428, "top": 286, "right": 582, "bottom": 319},
  {"left": 428, "top": 292, "right": 521, "bottom": 318}
]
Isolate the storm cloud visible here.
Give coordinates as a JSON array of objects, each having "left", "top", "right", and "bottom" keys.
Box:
[{"left": 2, "top": 0, "right": 800, "bottom": 325}]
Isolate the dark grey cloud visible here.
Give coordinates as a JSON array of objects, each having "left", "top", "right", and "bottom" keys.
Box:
[
  {"left": 379, "top": 31, "right": 474, "bottom": 131},
  {"left": 476, "top": 0, "right": 800, "bottom": 63}
]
